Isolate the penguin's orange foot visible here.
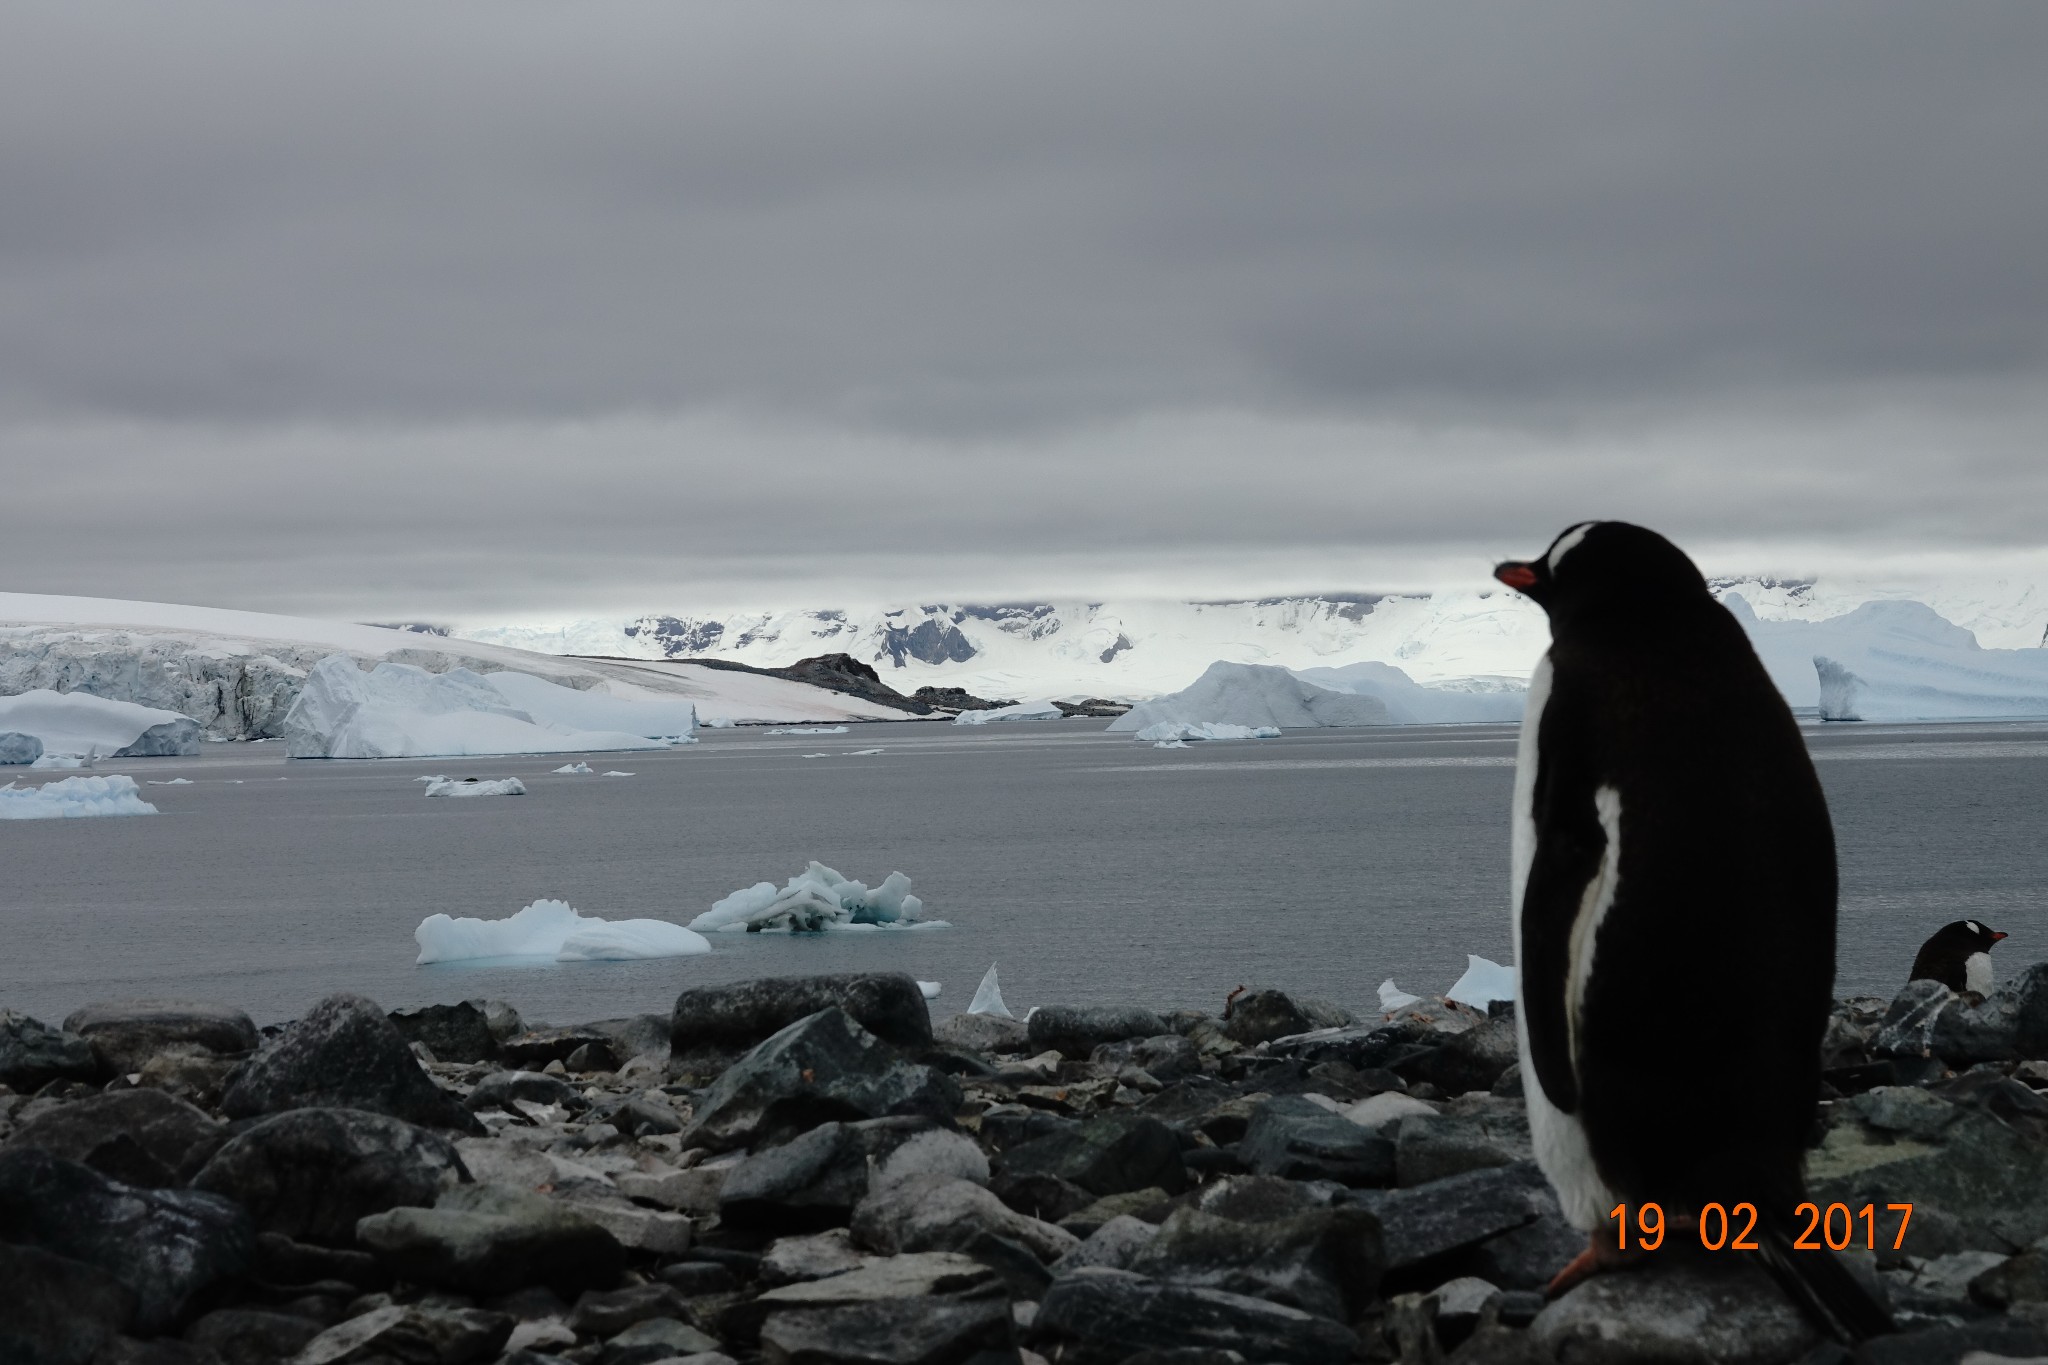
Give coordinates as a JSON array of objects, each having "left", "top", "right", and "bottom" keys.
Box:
[{"left": 1545, "top": 1235, "right": 1641, "bottom": 1297}]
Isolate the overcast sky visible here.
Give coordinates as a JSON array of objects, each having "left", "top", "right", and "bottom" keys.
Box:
[{"left": 4, "top": 3, "right": 2046, "bottom": 622}]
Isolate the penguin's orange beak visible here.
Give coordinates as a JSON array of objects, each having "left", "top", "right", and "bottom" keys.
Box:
[
  {"left": 1992, "top": 931, "right": 2008, "bottom": 942},
  {"left": 1495, "top": 562, "right": 1539, "bottom": 590}
]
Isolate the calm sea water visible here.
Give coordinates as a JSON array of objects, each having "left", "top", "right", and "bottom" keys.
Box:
[{"left": 3, "top": 719, "right": 2044, "bottom": 1027}]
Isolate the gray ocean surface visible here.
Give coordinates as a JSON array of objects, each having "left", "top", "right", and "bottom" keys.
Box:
[{"left": 3, "top": 719, "right": 2044, "bottom": 1027}]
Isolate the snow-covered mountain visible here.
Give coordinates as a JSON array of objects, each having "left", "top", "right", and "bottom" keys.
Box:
[{"left": 460, "top": 576, "right": 2048, "bottom": 706}]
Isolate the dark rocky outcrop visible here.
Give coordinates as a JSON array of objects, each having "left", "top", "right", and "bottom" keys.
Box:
[
  {"left": 189, "top": 1107, "right": 467, "bottom": 1244},
  {"left": 63, "top": 1000, "right": 258, "bottom": 1076},
  {"left": 0, "top": 1008, "right": 103, "bottom": 1089},
  {"left": 4, "top": 1087, "right": 225, "bottom": 1187},
  {"left": 671, "top": 973, "right": 934, "bottom": 1067},
  {"left": 218, "top": 994, "right": 479, "bottom": 1133},
  {"left": 354, "top": 1184, "right": 626, "bottom": 1299}
]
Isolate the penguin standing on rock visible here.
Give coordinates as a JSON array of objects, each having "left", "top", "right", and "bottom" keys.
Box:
[
  {"left": 1910, "top": 920, "right": 2007, "bottom": 995},
  {"left": 1496, "top": 521, "right": 1892, "bottom": 1342}
]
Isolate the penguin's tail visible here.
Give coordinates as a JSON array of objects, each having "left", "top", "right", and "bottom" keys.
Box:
[{"left": 1752, "top": 1227, "right": 1895, "bottom": 1344}]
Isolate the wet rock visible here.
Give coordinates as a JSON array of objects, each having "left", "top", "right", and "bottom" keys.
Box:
[
  {"left": 286, "top": 1303, "right": 514, "bottom": 1365},
  {"left": 1090, "top": 1035, "right": 1200, "bottom": 1083},
  {"left": 670, "top": 974, "right": 934, "bottom": 1071},
  {"left": 1027, "top": 1006, "right": 1169, "bottom": 1059},
  {"left": 1223, "top": 991, "right": 1314, "bottom": 1047},
  {"left": 499, "top": 1027, "right": 617, "bottom": 1070},
  {"left": 1531, "top": 1257, "right": 1818, "bottom": 1364},
  {"left": 64, "top": 1001, "right": 258, "bottom": 1076},
  {"left": 853, "top": 1173, "right": 1080, "bottom": 1268},
  {"left": 1126, "top": 1205, "right": 1383, "bottom": 1322},
  {"left": 465, "top": 1070, "right": 588, "bottom": 1114},
  {"left": 934, "top": 1014, "right": 1030, "bottom": 1055},
  {"left": 1031, "top": 1266, "right": 1357, "bottom": 1365},
  {"left": 1347, "top": 1161, "right": 1549, "bottom": 1270},
  {"left": 3, "top": 1087, "right": 225, "bottom": 1187},
  {"left": 997, "top": 1115, "right": 1186, "bottom": 1198},
  {"left": 354, "top": 1183, "right": 626, "bottom": 1299},
  {"left": 1416, "top": 1012, "right": 1520, "bottom": 1098},
  {"left": 182, "top": 1309, "right": 324, "bottom": 1365},
  {"left": 1237, "top": 1096, "right": 1394, "bottom": 1186},
  {"left": 568, "top": 1284, "right": 695, "bottom": 1337},
  {"left": 0, "top": 1008, "right": 103, "bottom": 1089},
  {"left": 0, "top": 1148, "right": 252, "bottom": 1334},
  {"left": 597, "top": 1317, "right": 722, "bottom": 1365},
  {"left": 1053, "top": 1214, "right": 1161, "bottom": 1273},
  {"left": 219, "top": 994, "right": 480, "bottom": 1133},
  {"left": 387, "top": 1004, "right": 499, "bottom": 1065},
  {"left": 1969, "top": 1237, "right": 2048, "bottom": 1308},
  {"left": 683, "top": 1008, "right": 960, "bottom": 1153},
  {"left": 757, "top": 1290, "right": 1013, "bottom": 1365},
  {"left": 0, "top": 1242, "right": 137, "bottom": 1365},
  {"left": 1393, "top": 1099, "right": 1531, "bottom": 1186},
  {"left": 760, "top": 1228, "right": 869, "bottom": 1286},
  {"left": 191, "top": 1108, "right": 466, "bottom": 1245}
]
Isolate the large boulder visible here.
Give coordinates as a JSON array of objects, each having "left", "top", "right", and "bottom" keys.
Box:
[
  {"left": 758, "top": 1290, "right": 1015, "bottom": 1365},
  {"left": 853, "top": 1172, "right": 1080, "bottom": 1267},
  {"left": 1031, "top": 1266, "right": 1358, "bottom": 1365},
  {"left": 62, "top": 1001, "right": 258, "bottom": 1076},
  {"left": 670, "top": 973, "right": 934, "bottom": 1069},
  {"left": 0, "top": 1148, "right": 252, "bottom": 1334},
  {"left": 354, "top": 1183, "right": 625, "bottom": 1298},
  {"left": 1237, "top": 1095, "right": 1394, "bottom": 1186},
  {"left": 387, "top": 1003, "right": 500, "bottom": 1064},
  {"left": 720, "top": 1117, "right": 977, "bottom": 1233},
  {"left": 1027, "top": 1006, "right": 1169, "bottom": 1059},
  {"left": 0, "top": 1242, "right": 137, "bottom": 1365},
  {"left": 1531, "top": 1256, "right": 1819, "bottom": 1364},
  {"left": 1223, "top": 991, "right": 1316, "bottom": 1047},
  {"left": 997, "top": 1115, "right": 1186, "bottom": 1199},
  {"left": 727, "top": 1251, "right": 999, "bottom": 1346},
  {"left": 1347, "top": 1160, "right": 1551, "bottom": 1270},
  {"left": 1125, "top": 1205, "right": 1383, "bottom": 1322},
  {"left": 190, "top": 1107, "right": 468, "bottom": 1244},
  {"left": 683, "top": 1008, "right": 960, "bottom": 1153},
  {"left": 3, "top": 1088, "right": 225, "bottom": 1188},
  {"left": 0, "top": 1009, "right": 102, "bottom": 1090},
  {"left": 219, "top": 993, "right": 479, "bottom": 1132}
]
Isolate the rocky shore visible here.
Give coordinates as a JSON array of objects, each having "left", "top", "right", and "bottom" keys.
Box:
[{"left": 3, "top": 965, "right": 2047, "bottom": 1365}]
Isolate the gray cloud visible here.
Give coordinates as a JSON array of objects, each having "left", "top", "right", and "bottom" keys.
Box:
[{"left": 2, "top": 2, "right": 2045, "bottom": 616}]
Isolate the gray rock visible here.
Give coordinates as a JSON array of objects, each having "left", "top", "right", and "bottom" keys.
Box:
[
  {"left": 726, "top": 1251, "right": 998, "bottom": 1345},
  {"left": 1854, "top": 1318, "right": 2048, "bottom": 1363},
  {"left": 1223, "top": 991, "right": 1314, "bottom": 1047},
  {"left": 721, "top": 1118, "right": 928, "bottom": 1232},
  {"left": 0, "top": 730, "right": 44, "bottom": 764},
  {"left": 683, "top": 1008, "right": 960, "bottom": 1153},
  {"left": 1237, "top": 1095, "right": 1394, "bottom": 1186},
  {"left": 1027, "top": 1006, "right": 1169, "bottom": 1059},
  {"left": 1393, "top": 1101, "right": 1531, "bottom": 1186},
  {"left": 465, "top": 1070, "right": 588, "bottom": 1113},
  {"left": 761, "top": 1228, "right": 869, "bottom": 1286},
  {"left": 597, "top": 1317, "right": 722, "bottom": 1365},
  {"left": 63, "top": 1000, "right": 258, "bottom": 1076},
  {"left": 90, "top": 1335, "right": 224, "bottom": 1365},
  {"left": 136, "top": 1050, "right": 242, "bottom": 1109},
  {"left": 854, "top": 1173, "right": 1081, "bottom": 1267},
  {"left": 757, "top": 1291, "right": 1014, "bottom": 1365},
  {"left": 1057, "top": 1187, "right": 1174, "bottom": 1238},
  {"left": 0, "top": 1241, "right": 137, "bottom": 1365},
  {"left": 1193, "top": 1174, "right": 1341, "bottom": 1224},
  {"left": 1419, "top": 1012, "right": 1520, "bottom": 1097},
  {"left": 615, "top": 1164, "right": 728, "bottom": 1216},
  {"left": 1347, "top": 1160, "right": 1549, "bottom": 1269},
  {"left": 286, "top": 1303, "right": 514, "bottom": 1365},
  {"left": 1968, "top": 1237, "right": 2048, "bottom": 1308},
  {"left": 563, "top": 1040, "right": 621, "bottom": 1074},
  {"left": 182, "top": 1309, "right": 324, "bottom": 1365},
  {"left": 0, "top": 1008, "right": 103, "bottom": 1090},
  {"left": 568, "top": 1284, "right": 696, "bottom": 1337},
  {"left": 1531, "top": 1257, "right": 1819, "bottom": 1364},
  {"left": 1466, "top": 1208, "right": 1585, "bottom": 1291},
  {"left": 670, "top": 974, "right": 934, "bottom": 1069},
  {"left": 0, "top": 1148, "right": 252, "bottom": 1334},
  {"left": 600, "top": 1093, "right": 682, "bottom": 1137},
  {"left": 190, "top": 1107, "right": 467, "bottom": 1244},
  {"left": 1031, "top": 1266, "right": 1357, "bottom": 1365},
  {"left": 658, "top": 1261, "right": 741, "bottom": 1295},
  {"left": 1053, "top": 1214, "right": 1160, "bottom": 1273},
  {"left": 874, "top": 1127, "right": 989, "bottom": 1192},
  {"left": 997, "top": 1114, "right": 1186, "bottom": 1198},
  {"left": 933, "top": 1013, "right": 1030, "bottom": 1055},
  {"left": 585, "top": 1014, "right": 673, "bottom": 1065},
  {"left": 114, "top": 718, "right": 205, "bottom": 758},
  {"left": 252, "top": 1232, "right": 388, "bottom": 1290},
  {"left": 3, "top": 1087, "right": 225, "bottom": 1187},
  {"left": 1934, "top": 962, "right": 2048, "bottom": 1063},
  {"left": 470, "top": 999, "right": 525, "bottom": 1043},
  {"left": 1090, "top": 1035, "right": 1200, "bottom": 1082},
  {"left": 1126, "top": 1205, "right": 1383, "bottom": 1322},
  {"left": 499, "top": 1027, "right": 618, "bottom": 1070},
  {"left": 220, "top": 994, "right": 480, "bottom": 1133},
  {"left": 1877, "top": 980, "right": 1958, "bottom": 1059},
  {"left": 388, "top": 1004, "right": 500, "bottom": 1065},
  {"left": 354, "top": 1183, "right": 626, "bottom": 1299}
]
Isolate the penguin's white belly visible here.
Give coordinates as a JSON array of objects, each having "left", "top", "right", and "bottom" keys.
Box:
[
  {"left": 1965, "top": 951, "right": 1995, "bottom": 995},
  {"left": 1510, "top": 653, "right": 1619, "bottom": 1231}
]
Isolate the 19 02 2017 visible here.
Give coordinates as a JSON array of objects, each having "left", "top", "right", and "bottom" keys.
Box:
[{"left": 1607, "top": 1202, "right": 1914, "bottom": 1251}]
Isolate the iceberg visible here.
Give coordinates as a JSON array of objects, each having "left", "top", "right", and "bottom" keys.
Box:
[
  {"left": 968, "top": 964, "right": 1013, "bottom": 1018},
  {"left": 688, "top": 861, "right": 949, "bottom": 933},
  {"left": 1133, "top": 721, "right": 1281, "bottom": 743},
  {"left": 1290, "top": 661, "right": 1526, "bottom": 724},
  {"left": 918, "top": 981, "right": 941, "bottom": 1000},
  {"left": 0, "top": 732, "right": 44, "bottom": 765},
  {"left": 953, "top": 701, "right": 1062, "bottom": 725},
  {"left": 0, "top": 774, "right": 159, "bottom": 820},
  {"left": 421, "top": 775, "right": 528, "bottom": 798},
  {"left": 0, "top": 689, "right": 202, "bottom": 758},
  {"left": 553, "top": 762, "right": 594, "bottom": 774},
  {"left": 1445, "top": 955, "right": 1515, "bottom": 1010},
  {"left": 31, "top": 753, "right": 91, "bottom": 769},
  {"left": 414, "top": 899, "right": 711, "bottom": 964},
  {"left": 1107, "top": 662, "right": 1391, "bottom": 733},
  {"left": 1377, "top": 979, "right": 1422, "bottom": 1013},
  {"left": 481, "top": 669, "right": 697, "bottom": 739},
  {"left": 283, "top": 656, "right": 672, "bottom": 759}
]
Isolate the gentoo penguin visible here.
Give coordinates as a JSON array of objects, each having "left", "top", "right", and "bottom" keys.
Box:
[
  {"left": 1497, "top": 521, "right": 1891, "bottom": 1341},
  {"left": 1910, "top": 919, "right": 2007, "bottom": 995}
]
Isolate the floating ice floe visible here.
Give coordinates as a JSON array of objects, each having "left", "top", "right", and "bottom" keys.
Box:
[
  {"left": 553, "top": 762, "right": 594, "bottom": 774},
  {"left": 0, "top": 774, "right": 159, "bottom": 820},
  {"left": 688, "top": 861, "right": 949, "bottom": 934},
  {"left": 968, "top": 964, "right": 1013, "bottom": 1018},
  {"left": 283, "top": 655, "right": 689, "bottom": 759},
  {"left": 415, "top": 898, "right": 711, "bottom": 964},
  {"left": 1445, "top": 955, "right": 1515, "bottom": 1009},
  {"left": 845, "top": 748, "right": 884, "bottom": 756},
  {"left": 953, "top": 701, "right": 1062, "bottom": 725},
  {"left": 918, "top": 981, "right": 941, "bottom": 1000},
  {"left": 1134, "top": 721, "right": 1282, "bottom": 744},
  {"left": 0, "top": 689, "right": 203, "bottom": 759},
  {"left": 146, "top": 778, "right": 195, "bottom": 786},
  {"left": 31, "top": 753, "right": 90, "bottom": 769},
  {"left": 420, "top": 776, "right": 528, "bottom": 798},
  {"left": 766, "top": 726, "right": 849, "bottom": 735},
  {"left": 1108, "top": 662, "right": 1392, "bottom": 733},
  {"left": 602, "top": 770, "right": 634, "bottom": 777}
]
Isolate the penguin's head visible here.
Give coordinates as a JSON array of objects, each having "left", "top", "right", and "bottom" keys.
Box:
[
  {"left": 1929, "top": 919, "right": 2008, "bottom": 954},
  {"left": 1493, "top": 521, "right": 1709, "bottom": 622}
]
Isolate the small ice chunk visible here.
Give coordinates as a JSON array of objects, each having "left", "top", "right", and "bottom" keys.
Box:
[
  {"left": 0, "top": 775, "right": 159, "bottom": 820},
  {"left": 845, "top": 748, "right": 884, "bottom": 756},
  {"left": 968, "top": 964, "right": 1013, "bottom": 1018},
  {"left": 414, "top": 898, "right": 711, "bottom": 963},
  {"left": 147, "top": 778, "right": 195, "bottom": 785},
  {"left": 1152, "top": 739, "right": 1189, "bottom": 749},
  {"left": 1377, "top": 979, "right": 1422, "bottom": 1012},
  {"left": 688, "top": 861, "right": 944, "bottom": 934},
  {"left": 553, "top": 762, "right": 594, "bottom": 774},
  {"left": 767, "top": 726, "right": 850, "bottom": 735},
  {"left": 1445, "top": 955, "right": 1515, "bottom": 1010},
  {"left": 422, "top": 776, "right": 527, "bottom": 797},
  {"left": 601, "top": 770, "right": 634, "bottom": 777},
  {"left": 953, "top": 701, "right": 1062, "bottom": 725},
  {"left": 1341, "top": 1091, "right": 1439, "bottom": 1131},
  {"left": 918, "top": 981, "right": 941, "bottom": 1000},
  {"left": 1133, "top": 722, "right": 1281, "bottom": 743}
]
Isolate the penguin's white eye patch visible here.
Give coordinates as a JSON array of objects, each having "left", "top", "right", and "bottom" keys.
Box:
[
  {"left": 1966, "top": 920, "right": 1982, "bottom": 934},
  {"left": 1546, "top": 522, "right": 1597, "bottom": 573}
]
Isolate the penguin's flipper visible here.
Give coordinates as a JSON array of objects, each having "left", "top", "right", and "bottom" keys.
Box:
[
  {"left": 1754, "top": 1228, "right": 1895, "bottom": 1344},
  {"left": 1518, "top": 760, "right": 1610, "bottom": 1115}
]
